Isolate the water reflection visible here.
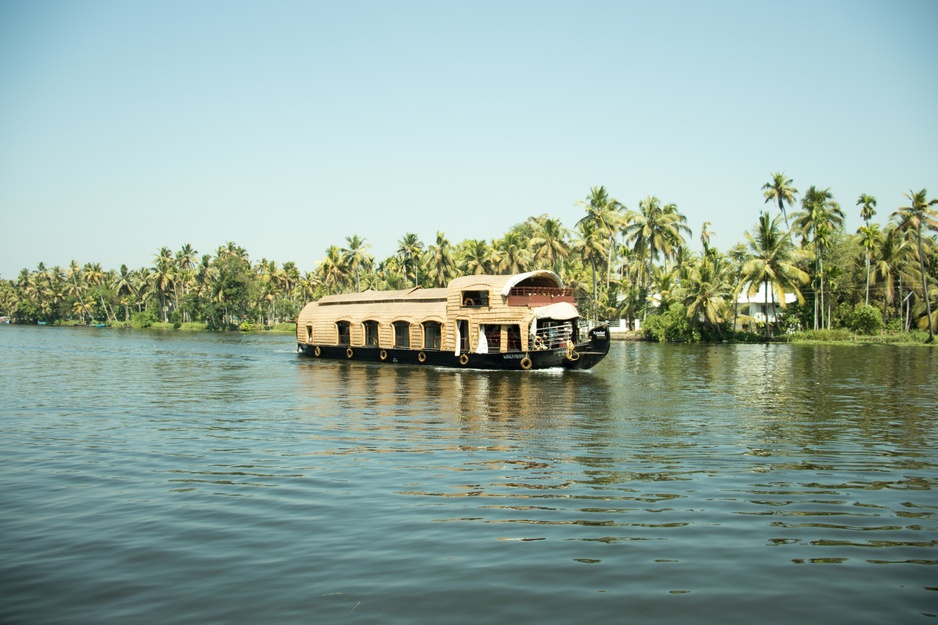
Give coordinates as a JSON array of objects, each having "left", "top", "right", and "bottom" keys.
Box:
[
  {"left": 291, "top": 345, "right": 938, "bottom": 575},
  {"left": 296, "top": 359, "right": 611, "bottom": 431}
]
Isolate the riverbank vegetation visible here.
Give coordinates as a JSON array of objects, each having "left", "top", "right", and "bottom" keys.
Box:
[{"left": 1, "top": 177, "right": 935, "bottom": 343}]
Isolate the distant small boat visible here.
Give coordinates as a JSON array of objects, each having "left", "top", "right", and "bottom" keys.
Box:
[{"left": 296, "top": 271, "right": 610, "bottom": 370}]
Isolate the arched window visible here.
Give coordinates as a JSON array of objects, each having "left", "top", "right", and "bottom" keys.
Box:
[
  {"left": 363, "top": 320, "right": 379, "bottom": 346},
  {"left": 393, "top": 321, "right": 410, "bottom": 348},
  {"left": 422, "top": 321, "right": 442, "bottom": 350},
  {"left": 336, "top": 321, "right": 350, "bottom": 346}
]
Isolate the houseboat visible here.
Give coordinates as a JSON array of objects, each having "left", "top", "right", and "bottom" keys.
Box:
[{"left": 296, "top": 271, "right": 609, "bottom": 370}]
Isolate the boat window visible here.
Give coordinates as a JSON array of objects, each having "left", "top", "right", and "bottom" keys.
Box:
[
  {"left": 393, "top": 321, "right": 410, "bottom": 348},
  {"left": 363, "top": 320, "right": 379, "bottom": 346},
  {"left": 506, "top": 325, "right": 522, "bottom": 351},
  {"left": 306, "top": 324, "right": 313, "bottom": 342},
  {"left": 457, "top": 319, "right": 469, "bottom": 353},
  {"left": 336, "top": 321, "right": 351, "bottom": 346},
  {"left": 461, "top": 290, "right": 489, "bottom": 307},
  {"left": 422, "top": 321, "right": 442, "bottom": 350},
  {"left": 483, "top": 325, "right": 501, "bottom": 351}
]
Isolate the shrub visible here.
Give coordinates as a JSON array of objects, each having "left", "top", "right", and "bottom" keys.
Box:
[
  {"left": 131, "top": 310, "right": 158, "bottom": 328},
  {"left": 642, "top": 303, "right": 700, "bottom": 343},
  {"left": 848, "top": 304, "right": 883, "bottom": 335}
]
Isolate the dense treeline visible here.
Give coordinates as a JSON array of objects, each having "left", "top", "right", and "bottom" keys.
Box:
[{"left": 1, "top": 176, "right": 936, "bottom": 342}]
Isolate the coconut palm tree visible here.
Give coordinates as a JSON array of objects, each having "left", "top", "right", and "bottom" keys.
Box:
[
  {"left": 870, "top": 224, "right": 912, "bottom": 316},
  {"left": 456, "top": 239, "right": 492, "bottom": 275},
  {"left": 426, "top": 232, "right": 456, "bottom": 287},
  {"left": 317, "top": 246, "right": 346, "bottom": 295},
  {"left": 529, "top": 215, "right": 570, "bottom": 274},
  {"left": 151, "top": 247, "right": 176, "bottom": 322},
  {"left": 576, "top": 186, "right": 624, "bottom": 289},
  {"left": 493, "top": 230, "right": 532, "bottom": 275},
  {"left": 622, "top": 196, "right": 690, "bottom": 317},
  {"left": 84, "top": 262, "right": 113, "bottom": 321},
  {"left": 114, "top": 264, "right": 135, "bottom": 321},
  {"left": 700, "top": 221, "right": 715, "bottom": 258},
  {"left": 683, "top": 255, "right": 732, "bottom": 337},
  {"left": 396, "top": 233, "right": 423, "bottom": 288},
  {"left": 793, "top": 186, "right": 844, "bottom": 329},
  {"left": 66, "top": 260, "right": 92, "bottom": 323},
  {"left": 893, "top": 189, "right": 938, "bottom": 341},
  {"left": 623, "top": 196, "right": 690, "bottom": 269},
  {"left": 739, "top": 212, "right": 811, "bottom": 338},
  {"left": 572, "top": 218, "right": 608, "bottom": 311},
  {"left": 762, "top": 172, "right": 798, "bottom": 229},
  {"left": 341, "top": 235, "right": 372, "bottom": 292}
]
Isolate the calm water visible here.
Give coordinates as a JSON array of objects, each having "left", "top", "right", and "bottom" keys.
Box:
[{"left": 1, "top": 326, "right": 936, "bottom": 625}]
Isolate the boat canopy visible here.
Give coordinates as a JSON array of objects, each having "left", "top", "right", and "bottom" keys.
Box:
[
  {"left": 533, "top": 301, "right": 579, "bottom": 320},
  {"left": 499, "top": 270, "right": 563, "bottom": 297}
]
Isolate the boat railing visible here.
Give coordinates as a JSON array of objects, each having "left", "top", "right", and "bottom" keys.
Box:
[
  {"left": 534, "top": 324, "right": 573, "bottom": 349},
  {"left": 507, "top": 286, "right": 575, "bottom": 306},
  {"left": 509, "top": 286, "right": 574, "bottom": 298}
]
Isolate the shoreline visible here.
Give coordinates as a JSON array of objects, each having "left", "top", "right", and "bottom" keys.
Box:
[{"left": 7, "top": 322, "right": 933, "bottom": 346}]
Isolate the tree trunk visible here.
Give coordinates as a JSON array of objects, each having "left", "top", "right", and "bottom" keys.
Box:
[
  {"left": 865, "top": 252, "right": 871, "bottom": 306},
  {"left": 916, "top": 230, "right": 935, "bottom": 342}
]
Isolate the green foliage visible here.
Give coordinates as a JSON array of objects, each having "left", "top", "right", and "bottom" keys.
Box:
[
  {"left": 4, "top": 181, "right": 936, "bottom": 348},
  {"left": 131, "top": 310, "right": 158, "bottom": 328},
  {"left": 169, "top": 309, "right": 184, "bottom": 329},
  {"left": 642, "top": 303, "right": 701, "bottom": 343},
  {"left": 847, "top": 303, "right": 883, "bottom": 335},
  {"left": 790, "top": 328, "right": 854, "bottom": 342}
]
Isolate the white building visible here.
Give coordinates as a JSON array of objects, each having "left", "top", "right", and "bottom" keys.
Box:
[{"left": 736, "top": 282, "right": 797, "bottom": 327}]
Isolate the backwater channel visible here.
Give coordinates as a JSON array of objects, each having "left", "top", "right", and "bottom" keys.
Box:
[{"left": 0, "top": 325, "right": 935, "bottom": 624}]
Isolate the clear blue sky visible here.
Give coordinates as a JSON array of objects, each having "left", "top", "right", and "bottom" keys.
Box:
[{"left": 1, "top": 0, "right": 936, "bottom": 278}]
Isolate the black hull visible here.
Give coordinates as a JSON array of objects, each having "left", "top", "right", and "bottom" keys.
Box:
[{"left": 298, "top": 325, "right": 611, "bottom": 371}]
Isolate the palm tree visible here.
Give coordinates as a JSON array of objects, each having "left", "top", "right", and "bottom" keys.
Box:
[
  {"left": 493, "top": 230, "right": 532, "bottom": 275},
  {"left": 683, "top": 255, "right": 732, "bottom": 337},
  {"left": 396, "top": 233, "right": 423, "bottom": 288},
  {"left": 793, "top": 186, "right": 844, "bottom": 329},
  {"left": 622, "top": 196, "right": 691, "bottom": 318},
  {"left": 762, "top": 172, "right": 798, "bottom": 229},
  {"left": 739, "top": 212, "right": 811, "bottom": 338},
  {"left": 114, "top": 264, "right": 135, "bottom": 321},
  {"left": 317, "top": 246, "right": 346, "bottom": 295},
  {"left": 893, "top": 189, "right": 938, "bottom": 341},
  {"left": 572, "top": 219, "right": 608, "bottom": 311},
  {"left": 84, "top": 262, "right": 113, "bottom": 321},
  {"left": 576, "top": 186, "right": 624, "bottom": 290},
  {"left": 175, "top": 244, "right": 198, "bottom": 321},
  {"left": 426, "top": 232, "right": 456, "bottom": 287},
  {"left": 529, "top": 215, "right": 570, "bottom": 274},
  {"left": 151, "top": 247, "right": 176, "bottom": 322},
  {"left": 857, "top": 223, "right": 881, "bottom": 307},
  {"left": 457, "top": 239, "right": 494, "bottom": 275},
  {"left": 341, "top": 235, "right": 372, "bottom": 292},
  {"left": 870, "top": 224, "right": 912, "bottom": 317},
  {"left": 66, "top": 260, "right": 91, "bottom": 323},
  {"left": 699, "top": 221, "right": 715, "bottom": 257},
  {"left": 858, "top": 193, "right": 877, "bottom": 224},
  {"left": 856, "top": 194, "right": 878, "bottom": 306}
]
